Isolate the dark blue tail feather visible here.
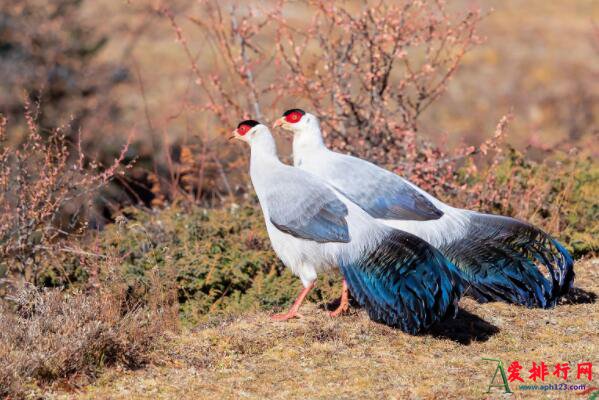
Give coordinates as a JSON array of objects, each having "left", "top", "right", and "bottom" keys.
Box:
[
  {"left": 551, "top": 238, "right": 575, "bottom": 296},
  {"left": 339, "top": 230, "right": 464, "bottom": 334},
  {"left": 445, "top": 213, "right": 575, "bottom": 308}
]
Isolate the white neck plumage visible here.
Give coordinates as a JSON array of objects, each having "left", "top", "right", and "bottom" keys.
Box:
[
  {"left": 249, "top": 128, "right": 282, "bottom": 180},
  {"left": 250, "top": 130, "right": 278, "bottom": 157},
  {"left": 292, "top": 118, "right": 328, "bottom": 167}
]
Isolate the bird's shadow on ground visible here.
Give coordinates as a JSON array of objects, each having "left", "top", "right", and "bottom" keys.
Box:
[
  {"left": 321, "top": 286, "right": 597, "bottom": 345},
  {"left": 558, "top": 287, "right": 597, "bottom": 305},
  {"left": 426, "top": 286, "right": 598, "bottom": 345},
  {"left": 322, "top": 297, "right": 500, "bottom": 345},
  {"left": 428, "top": 307, "right": 500, "bottom": 345}
]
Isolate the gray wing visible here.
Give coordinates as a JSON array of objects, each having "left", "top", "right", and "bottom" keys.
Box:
[
  {"left": 324, "top": 155, "right": 443, "bottom": 221},
  {"left": 265, "top": 169, "right": 350, "bottom": 243}
]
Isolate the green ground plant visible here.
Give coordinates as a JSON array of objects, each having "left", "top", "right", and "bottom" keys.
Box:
[{"left": 98, "top": 204, "right": 344, "bottom": 325}]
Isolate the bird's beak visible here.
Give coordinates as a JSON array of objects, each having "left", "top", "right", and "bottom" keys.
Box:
[
  {"left": 272, "top": 117, "right": 285, "bottom": 129},
  {"left": 229, "top": 130, "right": 240, "bottom": 141}
]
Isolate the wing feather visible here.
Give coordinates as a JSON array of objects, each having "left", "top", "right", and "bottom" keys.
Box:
[
  {"left": 264, "top": 169, "right": 350, "bottom": 243},
  {"left": 323, "top": 155, "right": 443, "bottom": 221}
]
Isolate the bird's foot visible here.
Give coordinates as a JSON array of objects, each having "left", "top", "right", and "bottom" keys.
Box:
[
  {"left": 270, "top": 282, "right": 314, "bottom": 322},
  {"left": 329, "top": 278, "right": 350, "bottom": 317},
  {"left": 329, "top": 300, "right": 349, "bottom": 317},
  {"left": 270, "top": 310, "right": 302, "bottom": 321}
]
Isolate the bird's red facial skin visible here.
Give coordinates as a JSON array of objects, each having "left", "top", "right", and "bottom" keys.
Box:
[
  {"left": 284, "top": 111, "right": 303, "bottom": 124},
  {"left": 237, "top": 124, "right": 251, "bottom": 136}
]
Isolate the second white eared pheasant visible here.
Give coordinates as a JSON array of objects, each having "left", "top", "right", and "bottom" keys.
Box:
[
  {"left": 273, "top": 109, "right": 574, "bottom": 309},
  {"left": 231, "top": 119, "right": 463, "bottom": 334}
]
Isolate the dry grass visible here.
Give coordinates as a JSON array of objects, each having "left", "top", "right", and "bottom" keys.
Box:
[
  {"left": 45, "top": 258, "right": 598, "bottom": 400},
  {"left": 0, "top": 277, "right": 179, "bottom": 399}
]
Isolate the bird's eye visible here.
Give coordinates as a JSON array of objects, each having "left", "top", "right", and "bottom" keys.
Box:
[
  {"left": 285, "top": 111, "right": 302, "bottom": 123},
  {"left": 237, "top": 125, "right": 251, "bottom": 135}
]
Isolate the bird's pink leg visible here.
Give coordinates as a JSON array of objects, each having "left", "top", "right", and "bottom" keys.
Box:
[
  {"left": 271, "top": 281, "right": 315, "bottom": 321},
  {"left": 329, "top": 279, "right": 350, "bottom": 317}
]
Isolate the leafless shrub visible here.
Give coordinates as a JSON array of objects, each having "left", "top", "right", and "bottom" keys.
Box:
[
  {"left": 164, "top": 0, "right": 482, "bottom": 202},
  {"left": 273, "top": 1, "right": 481, "bottom": 163},
  {"left": 0, "top": 102, "right": 130, "bottom": 283}
]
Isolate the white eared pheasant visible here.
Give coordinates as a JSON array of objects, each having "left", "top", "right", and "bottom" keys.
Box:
[
  {"left": 231, "top": 119, "right": 463, "bottom": 334},
  {"left": 273, "top": 109, "right": 574, "bottom": 309}
]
